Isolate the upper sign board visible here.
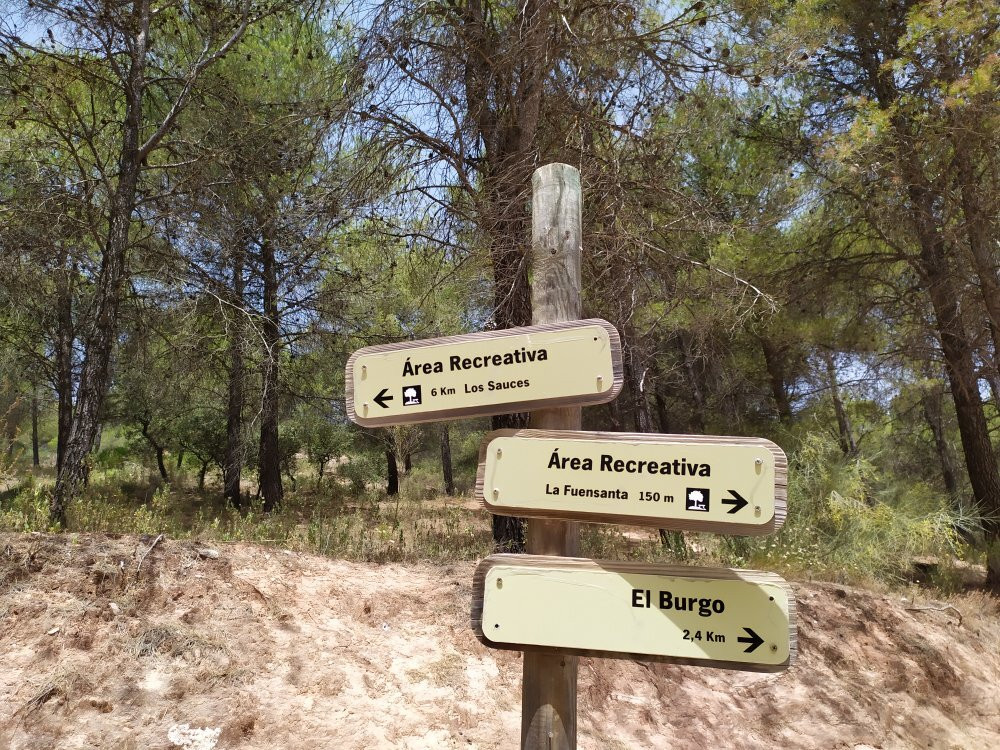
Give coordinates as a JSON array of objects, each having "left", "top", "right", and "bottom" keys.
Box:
[
  {"left": 476, "top": 430, "right": 786, "bottom": 535},
  {"left": 346, "top": 320, "right": 623, "bottom": 427},
  {"left": 472, "top": 554, "right": 796, "bottom": 672}
]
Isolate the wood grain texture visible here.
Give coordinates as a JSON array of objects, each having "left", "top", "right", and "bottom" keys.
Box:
[
  {"left": 476, "top": 429, "right": 787, "bottom": 535},
  {"left": 471, "top": 554, "right": 797, "bottom": 673},
  {"left": 522, "top": 162, "right": 582, "bottom": 750},
  {"left": 343, "top": 319, "right": 624, "bottom": 427}
]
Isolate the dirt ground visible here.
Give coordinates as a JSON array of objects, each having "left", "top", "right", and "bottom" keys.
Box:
[{"left": 1, "top": 533, "right": 998, "bottom": 750}]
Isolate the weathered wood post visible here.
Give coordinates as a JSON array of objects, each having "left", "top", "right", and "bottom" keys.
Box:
[{"left": 521, "top": 163, "right": 581, "bottom": 749}]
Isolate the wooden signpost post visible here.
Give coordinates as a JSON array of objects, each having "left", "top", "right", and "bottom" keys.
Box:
[
  {"left": 344, "top": 162, "right": 796, "bottom": 750},
  {"left": 519, "top": 163, "right": 584, "bottom": 750},
  {"left": 477, "top": 430, "right": 787, "bottom": 535}
]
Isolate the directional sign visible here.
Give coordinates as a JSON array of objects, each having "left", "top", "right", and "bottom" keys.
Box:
[
  {"left": 476, "top": 430, "right": 786, "bottom": 535},
  {"left": 472, "top": 555, "right": 796, "bottom": 672},
  {"left": 346, "top": 320, "right": 623, "bottom": 427}
]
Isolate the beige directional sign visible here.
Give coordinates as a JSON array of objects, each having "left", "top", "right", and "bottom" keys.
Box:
[
  {"left": 472, "top": 555, "right": 796, "bottom": 672},
  {"left": 476, "top": 430, "right": 786, "bottom": 535},
  {"left": 346, "top": 320, "right": 623, "bottom": 427}
]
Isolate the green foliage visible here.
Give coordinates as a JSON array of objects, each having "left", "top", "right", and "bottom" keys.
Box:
[
  {"left": 293, "top": 412, "right": 349, "bottom": 479},
  {"left": 732, "top": 433, "right": 971, "bottom": 584},
  {"left": 92, "top": 446, "right": 132, "bottom": 473},
  {"left": 176, "top": 409, "right": 227, "bottom": 472},
  {"left": 453, "top": 427, "right": 488, "bottom": 475},
  {"left": 0, "top": 483, "right": 52, "bottom": 532},
  {"left": 337, "top": 451, "right": 389, "bottom": 495}
]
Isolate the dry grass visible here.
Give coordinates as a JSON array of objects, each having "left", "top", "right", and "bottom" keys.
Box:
[
  {"left": 411, "top": 652, "right": 465, "bottom": 687},
  {"left": 131, "top": 625, "right": 227, "bottom": 659},
  {"left": 13, "top": 670, "right": 92, "bottom": 723}
]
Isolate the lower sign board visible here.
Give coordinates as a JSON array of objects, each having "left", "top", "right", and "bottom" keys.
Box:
[
  {"left": 477, "top": 430, "right": 786, "bottom": 535},
  {"left": 345, "top": 320, "right": 623, "bottom": 427},
  {"left": 472, "top": 555, "right": 796, "bottom": 672}
]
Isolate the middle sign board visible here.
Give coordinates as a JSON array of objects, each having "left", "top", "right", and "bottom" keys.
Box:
[
  {"left": 477, "top": 430, "right": 787, "bottom": 535},
  {"left": 346, "top": 319, "right": 623, "bottom": 427}
]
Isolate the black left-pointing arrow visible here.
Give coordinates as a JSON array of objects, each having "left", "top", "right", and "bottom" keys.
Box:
[
  {"left": 722, "top": 490, "right": 749, "bottom": 514},
  {"left": 373, "top": 388, "right": 393, "bottom": 408},
  {"left": 737, "top": 627, "right": 764, "bottom": 653}
]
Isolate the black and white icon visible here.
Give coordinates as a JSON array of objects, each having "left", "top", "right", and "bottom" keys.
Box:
[
  {"left": 402, "top": 385, "right": 422, "bottom": 406},
  {"left": 685, "top": 488, "right": 710, "bottom": 512}
]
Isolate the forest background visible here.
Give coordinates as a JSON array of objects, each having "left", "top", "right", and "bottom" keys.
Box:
[{"left": 1, "top": 0, "right": 999, "bottom": 592}]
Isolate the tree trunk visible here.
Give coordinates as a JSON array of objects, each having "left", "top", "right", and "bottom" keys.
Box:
[
  {"left": 490, "top": 413, "right": 526, "bottom": 551},
  {"left": 50, "top": 7, "right": 149, "bottom": 525},
  {"left": 921, "top": 379, "right": 960, "bottom": 501},
  {"left": 488, "top": 389, "right": 529, "bottom": 549},
  {"left": 198, "top": 460, "right": 209, "bottom": 490},
  {"left": 491, "top": 515, "right": 524, "bottom": 552},
  {"left": 653, "top": 389, "right": 671, "bottom": 433},
  {"left": 440, "top": 423, "right": 455, "bottom": 496},
  {"left": 905, "top": 168, "right": 1000, "bottom": 590},
  {"left": 283, "top": 461, "right": 297, "bottom": 491},
  {"left": 461, "top": 0, "right": 555, "bottom": 555},
  {"left": 155, "top": 447, "right": 167, "bottom": 482},
  {"left": 953, "top": 133, "right": 1000, "bottom": 397},
  {"left": 461, "top": 0, "right": 545, "bottom": 339},
  {"left": 140, "top": 419, "right": 168, "bottom": 482},
  {"left": 981, "top": 344, "right": 1000, "bottom": 407},
  {"left": 30, "top": 389, "right": 39, "bottom": 467},
  {"left": 853, "top": 10, "right": 1000, "bottom": 586},
  {"left": 385, "top": 449, "right": 399, "bottom": 496},
  {"left": 54, "top": 256, "right": 74, "bottom": 475},
  {"left": 175, "top": 449, "right": 184, "bottom": 470},
  {"left": 51, "top": 161, "right": 140, "bottom": 520},
  {"left": 257, "top": 230, "right": 283, "bottom": 513},
  {"left": 628, "top": 343, "right": 673, "bottom": 547},
  {"left": 622, "top": 334, "right": 652, "bottom": 433},
  {"left": 648, "top": 359, "right": 672, "bottom": 433},
  {"left": 224, "top": 246, "right": 246, "bottom": 508},
  {"left": 403, "top": 453, "right": 412, "bottom": 473},
  {"left": 677, "top": 333, "right": 706, "bottom": 432},
  {"left": 5, "top": 419, "right": 14, "bottom": 457},
  {"left": 760, "top": 336, "right": 793, "bottom": 423},
  {"left": 823, "top": 350, "right": 856, "bottom": 456}
]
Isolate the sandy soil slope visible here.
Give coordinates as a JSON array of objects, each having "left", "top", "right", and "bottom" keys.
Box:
[{"left": 1, "top": 533, "right": 998, "bottom": 750}]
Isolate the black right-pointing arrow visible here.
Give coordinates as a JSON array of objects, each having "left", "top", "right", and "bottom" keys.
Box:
[
  {"left": 373, "top": 388, "right": 393, "bottom": 409},
  {"left": 737, "top": 627, "right": 764, "bottom": 653},
  {"left": 722, "top": 490, "right": 749, "bottom": 514}
]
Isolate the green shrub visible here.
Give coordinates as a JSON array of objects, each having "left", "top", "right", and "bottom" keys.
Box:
[
  {"left": 0, "top": 485, "right": 53, "bottom": 532},
  {"left": 454, "top": 428, "right": 488, "bottom": 474},
  {"left": 93, "top": 445, "right": 130, "bottom": 471},
  {"left": 731, "top": 433, "right": 970, "bottom": 584},
  {"left": 337, "top": 451, "right": 385, "bottom": 494},
  {"left": 399, "top": 463, "right": 443, "bottom": 502}
]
